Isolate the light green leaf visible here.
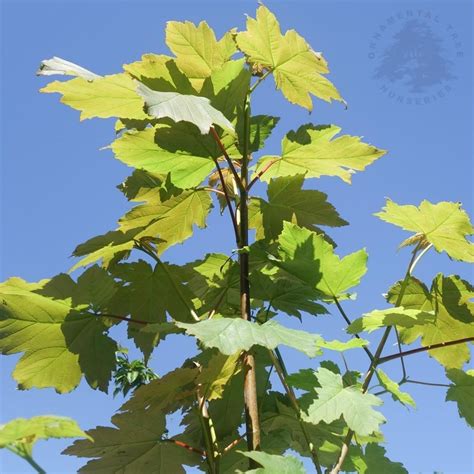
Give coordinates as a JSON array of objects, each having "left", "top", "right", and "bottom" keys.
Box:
[
  {"left": 0, "top": 279, "right": 117, "bottom": 393},
  {"left": 63, "top": 410, "right": 200, "bottom": 473},
  {"left": 136, "top": 83, "right": 234, "bottom": 135},
  {"left": 37, "top": 57, "right": 100, "bottom": 80},
  {"left": 277, "top": 222, "right": 368, "bottom": 299},
  {"left": 237, "top": 451, "right": 306, "bottom": 474},
  {"left": 318, "top": 338, "right": 369, "bottom": 352},
  {"left": 375, "top": 199, "right": 474, "bottom": 262},
  {"left": 41, "top": 74, "right": 148, "bottom": 120},
  {"left": 344, "top": 443, "right": 408, "bottom": 474},
  {"left": 236, "top": 5, "right": 342, "bottom": 110},
  {"left": 0, "top": 415, "right": 91, "bottom": 451},
  {"left": 446, "top": 369, "right": 474, "bottom": 427},
  {"left": 254, "top": 124, "right": 386, "bottom": 184},
  {"left": 249, "top": 175, "right": 347, "bottom": 241},
  {"left": 166, "top": 20, "right": 236, "bottom": 90},
  {"left": 118, "top": 188, "right": 213, "bottom": 255},
  {"left": 197, "top": 352, "right": 241, "bottom": 401},
  {"left": 376, "top": 369, "right": 416, "bottom": 407},
  {"left": 110, "top": 124, "right": 217, "bottom": 189},
  {"left": 347, "top": 307, "right": 435, "bottom": 334},
  {"left": 304, "top": 367, "right": 386, "bottom": 436},
  {"left": 388, "top": 274, "right": 474, "bottom": 368},
  {"left": 177, "top": 318, "right": 323, "bottom": 358}
]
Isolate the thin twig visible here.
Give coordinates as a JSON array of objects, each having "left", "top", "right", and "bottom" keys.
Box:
[
  {"left": 333, "top": 296, "right": 374, "bottom": 361},
  {"left": 378, "top": 337, "right": 474, "bottom": 364},
  {"left": 405, "top": 379, "right": 451, "bottom": 388},
  {"left": 201, "top": 186, "right": 226, "bottom": 197},
  {"left": 95, "top": 313, "right": 149, "bottom": 326},
  {"left": 209, "top": 127, "right": 244, "bottom": 193},
  {"left": 269, "top": 349, "right": 323, "bottom": 474},
  {"left": 394, "top": 327, "right": 407, "bottom": 379}
]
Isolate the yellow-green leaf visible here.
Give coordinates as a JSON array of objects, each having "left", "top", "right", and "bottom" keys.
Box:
[
  {"left": 446, "top": 369, "right": 474, "bottom": 427},
  {"left": 236, "top": 5, "right": 343, "bottom": 110},
  {"left": 166, "top": 20, "right": 237, "bottom": 90},
  {"left": 41, "top": 74, "right": 148, "bottom": 120},
  {"left": 375, "top": 200, "right": 474, "bottom": 262},
  {"left": 254, "top": 125, "right": 386, "bottom": 184}
]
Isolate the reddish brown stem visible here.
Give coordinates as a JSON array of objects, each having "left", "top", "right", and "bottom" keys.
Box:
[
  {"left": 210, "top": 127, "right": 244, "bottom": 192},
  {"left": 247, "top": 159, "right": 278, "bottom": 191},
  {"left": 164, "top": 439, "right": 205, "bottom": 456}
]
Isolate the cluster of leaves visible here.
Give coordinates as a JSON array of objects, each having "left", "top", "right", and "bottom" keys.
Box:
[
  {"left": 113, "top": 350, "right": 158, "bottom": 397},
  {"left": 2, "top": 4, "right": 473, "bottom": 473}
]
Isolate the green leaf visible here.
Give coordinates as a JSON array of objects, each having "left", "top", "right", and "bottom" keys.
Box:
[
  {"left": 136, "top": 83, "right": 235, "bottom": 135},
  {"left": 117, "top": 169, "right": 168, "bottom": 202},
  {"left": 0, "top": 415, "right": 90, "bottom": 454},
  {"left": 276, "top": 222, "right": 368, "bottom": 299},
  {"left": 111, "top": 260, "right": 196, "bottom": 357},
  {"left": 375, "top": 199, "right": 474, "bottom": 262},
  {"left": 446, "top": 369, "right": 474, "bottom": 427},
  {"left": 70, "top": 229, "right": 138, "bottom": 272},
  {"left": 41, "top": 74, "right": 148, "bottom": 120},
  {"left": 304, "top": 367, "right": 386, "bottom": 436},
  {"left": 388, "top": 274, "right": 474, "bottom": 368},
  {"left": 110, "top": 124, "right": 217, "bottom": 189},
  {"left": 249, "top": 175, "right": 347, "bottom": 241},
  {"left": 251, "top": 272, "right": 327, "bottom": 318},
  {"left": 63, "top": 410, "right": 200, "bottom": 473},
  {"left": 166, "top": 20, "right": 236, "bottom": 90},
  {"left": 177, "top": 318, "right": 324, "bottom": 357},
  {"left": 344, "top": 443, "right": 408, "bottom": 474},
  {"left": 375, "top": 369, "right": 416, "bottom": 407},
  {"left": 237, "top": 451, "right": 306, "bottom": 474},
  {"left": 121, "top": 366, "right": 198, "bottom": 414},
  {"left": 318, "top": 338, "right": 369, "bottom": 352},
  {"left": 118, "top": 187, "right": 213, "bottom": 255},
  {"left": 254, "top": 124, "right": 386, "bottom": 184},
  {"left": 0, "top": 279, "right": 117, "bottom": 393},
  {"left": 236, "top": 5, "right": 343, "bottom": 110},
  {"left": 347, "top": 307, "right": 435, "bottom": 334}
]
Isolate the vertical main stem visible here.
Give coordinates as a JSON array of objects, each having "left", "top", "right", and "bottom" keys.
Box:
[{"left": 240, "top": 96, "right": 261, "bottom": 453}]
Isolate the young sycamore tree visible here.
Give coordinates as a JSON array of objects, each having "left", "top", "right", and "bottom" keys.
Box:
[{"left": 1, "top": 4, "right": 473, "bottom": 473}]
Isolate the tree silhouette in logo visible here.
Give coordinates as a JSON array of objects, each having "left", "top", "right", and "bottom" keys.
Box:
[{"left": 374, "top": 19, "right": 454, "bottom": 93}]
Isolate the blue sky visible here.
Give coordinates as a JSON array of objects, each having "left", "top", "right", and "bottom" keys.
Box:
[{"left": 1, "top": 0, "right": 472, "bottom": 472}]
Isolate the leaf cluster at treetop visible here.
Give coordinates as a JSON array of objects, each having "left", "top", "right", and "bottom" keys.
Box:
[{"left": 1, "top": 4, "right": 473, "bottom": 473}]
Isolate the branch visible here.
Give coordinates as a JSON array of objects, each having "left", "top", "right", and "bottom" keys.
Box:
[
  {"left": 332, "top": 296, "right": 374, "bottom": 361},
  {"left": 200, "top": 186, "right": 226, "bottom": 197},
  {"left": 378, "top": 337, "right": 474, "bottom": 364},
  {"left": 209, "top": 127, "right": 244, "bottom": 193},
  {"left": 394, "top": 327, "right": 407, "bottom": 379},
  {"left": 269, "top": 349, "right": 323, "bottom": 474},
  {"left": 247, "top": 158, "right": 278, "bottom": 191}
]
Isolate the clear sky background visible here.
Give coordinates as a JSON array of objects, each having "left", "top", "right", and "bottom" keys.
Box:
[{"left": 1, "top": 0, "right": 472, "bottom": 472}]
